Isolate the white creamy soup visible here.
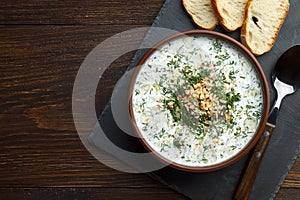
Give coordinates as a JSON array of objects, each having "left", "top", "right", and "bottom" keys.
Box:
[{"left": 131, "top": 35, "right": 263, "bottom": 166}]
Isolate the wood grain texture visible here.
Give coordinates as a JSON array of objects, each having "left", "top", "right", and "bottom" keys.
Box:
[
  {"left": 0, "top": 0, "right": 299, "bottom": 199},
  {"left": 0, "top": 25, "right": 152, "bottom": 187},
  {"left": 0, "top": 188, "right": 187, "bottom": 200},
  {"left": 0, "top": 0, "right": 164, "bottom": 25}
]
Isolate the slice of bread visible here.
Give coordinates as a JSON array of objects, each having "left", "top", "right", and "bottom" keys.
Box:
[
  {"left": 182, "top": 0, "right": 219, "bottom": 30},
  {"left": 212, "top": 0, "right": 249, "bottom": 31},
  {"left": 241, "top": 0, "right": 290, "bottom": 56}
]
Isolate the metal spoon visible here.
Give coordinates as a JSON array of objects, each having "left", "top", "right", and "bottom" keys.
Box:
[{"left": 235, "top": 45, "right": 300, "bottom": 200}]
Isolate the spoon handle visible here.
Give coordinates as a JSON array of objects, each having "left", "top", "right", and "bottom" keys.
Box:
[{"left": 234, "top": 123, "right": 276, "bottom": 200}]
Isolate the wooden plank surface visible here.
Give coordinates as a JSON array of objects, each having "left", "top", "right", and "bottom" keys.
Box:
[
  {"left": 0, "top": 188, "right": 185, "bottom": 199},
  {"left": 0, "top": 0, "right": 299, "bottom": 199},
  {"left": 0, "top": 0, "right": 164, "bottom": 25}
]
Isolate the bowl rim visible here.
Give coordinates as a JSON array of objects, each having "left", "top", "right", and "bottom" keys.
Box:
[{"left": 128, "top": 30, "right": 270, "bottom": 172}]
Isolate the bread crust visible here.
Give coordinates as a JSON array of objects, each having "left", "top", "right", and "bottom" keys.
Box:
[
  {"left": 182, "top": 0, "right": 218, "bottom": 30},
  {"left": 240, "top": 0, "right": 290, "bottom": 56},
  {"left": 211, "top": 0, "right": 226, "bottom": 32}
]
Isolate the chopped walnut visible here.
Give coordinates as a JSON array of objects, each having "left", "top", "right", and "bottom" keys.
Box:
[{"left": 191, "top": 78, "right": 213, "bottom": 121}]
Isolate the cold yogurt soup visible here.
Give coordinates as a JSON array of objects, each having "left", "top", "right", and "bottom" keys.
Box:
[{"left": 131, "top": 34, "right": 264, "bottom": 166}]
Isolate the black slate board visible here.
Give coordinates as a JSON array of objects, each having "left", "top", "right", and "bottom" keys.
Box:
[{"left": 89, "top": 0, "right": 300, "bottom": 199}]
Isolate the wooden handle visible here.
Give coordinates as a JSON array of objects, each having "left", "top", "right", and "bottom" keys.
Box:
[{"left": 234, "top": 122, "right": 276, "bottom": 200}]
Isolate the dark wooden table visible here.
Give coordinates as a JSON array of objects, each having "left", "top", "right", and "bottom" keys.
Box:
[{"left": 1, "top": 0, "right": 299, "bottom": 199}]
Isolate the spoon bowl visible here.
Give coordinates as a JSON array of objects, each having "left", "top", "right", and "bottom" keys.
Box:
[
  {"left": 273, "top": 45, "right": 300, "bottom": 90},
  {"left": 268, "top": 46, "right": 300, "bottom": 124}
]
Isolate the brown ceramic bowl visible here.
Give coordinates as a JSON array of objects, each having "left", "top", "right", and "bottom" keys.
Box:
[{"left": 128, "top": 30, "right": 270, "bottom": 172}]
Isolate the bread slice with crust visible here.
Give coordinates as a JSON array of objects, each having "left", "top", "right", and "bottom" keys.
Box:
[
  {"left": 241, "top": 0, "right": 290, "bottom": 56},
  {"left": 182, "top": 0, "right": 219, "bottom": 30},
  {"left": 212, "top": 0, "right": 249, "bottom": 31}
]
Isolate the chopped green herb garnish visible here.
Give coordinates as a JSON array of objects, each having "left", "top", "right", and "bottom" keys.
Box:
[
  {"left": 173, "top": 138, "right": 181, "bottom": 150},
  {"left": 246, "top": 105, "right": 255, "bottom": 109},
  {"left": 135, "top": 89, "right": 140, "bottom": 95},
  {"left": 226, "top": 88, "right": 241, "bottom": 109},
  {"left": 234, "top": 131, "right": 241, "bottom": 137},
  {"left": 181, "top": 65, "right": 202, "bottom": 85},
  {"left": 140, "top": 98, "right": 146, "bottom": 110},
  {"left": 162, "top": 87, "right": 181, "bottom": 122},
  {"left": 230, "top": 145, "right": 237, "bottom": 150},
  {"left": 167, "top": 54, "right": 182, "bottom": 69},
  {"left": 215, "top": 52, "right": 230, "bottom": 62},
  {"left": 229, "top": 70, "right": 236, "bottom": 80},
  {"left": 253, "top": 111, "right": 261, "bottom": 118},
  {"left": 213, "top": 40, "right": 222, "bottom": 53},
  {"left": 227, "top": 119, "right": 237, "bottom": 129}
]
